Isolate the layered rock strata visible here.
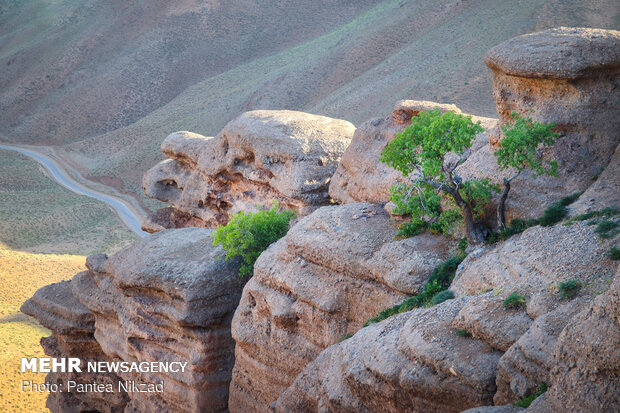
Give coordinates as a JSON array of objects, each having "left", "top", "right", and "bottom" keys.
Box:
[
  {"left": 229, "top": 203, "right": 450, "bottom": 412},
  {"left": 482, "top": 27, "right": 620, "bottom": 218},
  {"left": 142, "top": 110, "right": 355, "bottom": 232},
  {"left": 21, "top": 280, "right": 128, "bottom": 413}
]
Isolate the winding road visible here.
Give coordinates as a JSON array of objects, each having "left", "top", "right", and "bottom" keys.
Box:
[{"left": 0, "top": 144, "right": 149, "bottom": 237}]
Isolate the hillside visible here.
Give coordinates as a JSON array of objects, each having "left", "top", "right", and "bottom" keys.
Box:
[{"left": 1, "top": 0, "right": 618, "bottom": 207}]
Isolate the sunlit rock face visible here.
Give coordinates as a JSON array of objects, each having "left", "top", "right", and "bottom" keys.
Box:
[{"left": 142, "top": 110, "right": 355, "bottom": 232}]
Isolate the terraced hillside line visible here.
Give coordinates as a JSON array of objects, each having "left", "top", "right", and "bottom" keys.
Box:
[{"left": 0, "top": 144, "right": 148, "bottom": 237}]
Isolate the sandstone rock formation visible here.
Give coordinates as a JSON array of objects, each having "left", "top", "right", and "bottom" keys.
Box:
[
  {"left": 482, "top": 27, "right": 620, "bottom": 218},
  {"left": 328, "top": 100, "right": 494, "bottom": 204},
  {"left": 23, "top": 228, "right": 246, "bottom": 413},
  {"left": 451, "top": 220, "right": 618, "bottom": 297},
  {"left": 229, "top": 203, "right": 450, "bottom": 412},
  {"left": 142, "top": 111, "right": 354, "bottom": 232},
  {"left": 276, "top": 297, "right": 504, "bottom": 413},
  {"left": 21, "top": 280, "right": 128, "bottom": 413}
]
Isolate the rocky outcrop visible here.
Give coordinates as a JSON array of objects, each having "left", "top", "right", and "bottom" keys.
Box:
[
  {"left": 275, "top": 297, "right": 503, "bottom": 413},
  {"left": 21, "top": 280, "right": 129, "bottom": 413},
  {"left": 482, "top": 27, "right": 620, "bottom": 218},
  {"left": 142, "top": 111, "right": 355, "bottom": 232},
  {"left": 451, "top": 221, "right": 618, "bottom": 297},
  {"left": 328, "top": 100, "right": 494, "bottom": 204},
  {"left": 229, "top": 203, "right": 450, "bottom": 412},
  {"left": 23, "top": 228, "right": 246, "bottom": 413}
]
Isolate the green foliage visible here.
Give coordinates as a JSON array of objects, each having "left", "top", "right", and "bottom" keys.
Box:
[
  {"left": 459, "top": 178, "right": 500, "bottom": 218},
  {"left": 457, "top": 237, "right": 468, "bottom": 256},
  {"left": 455, "top": 328, "right": 472, "bottom": 338},
  {"left": 487, "top": 218, "right": 536, "bottom": 244},
  {"left": 495, "top": 112, "right": 559, "bottom": 176},
  {"left": 558, "top": 279, "right": 581, "bottom": 300},
  {"left": 213, "top": 201, "right": 295, "bottom": 277},
  {"left": 364, "top": 255, "right": 465, "bottom": 326},
  {"left": 558, "top": 192, "right": 583, "bottom": 206},
  {"left": 539, "top": 203, "right": 568, "bottom": 227},
  {"left": 338, "top": 333, "right": 353, "bottom": 342},
  {"left": 381, "top": 109, "right": 483, "bottom": 178},
  {"left": 380, "top": 109, "right": 494, "bottom": 241},
  {"left": 396, "top": 217, "right": 427, "bottom": 238},
  {"left": 594, "top": 219, "right": 619, "bottom": 239},
  {"left": 514, "top": 383, "right": 548, "bottom": 408},
  {"left": 431, "top": 289, "right": 455, "bottom": 305},
  {"left": 503, "top": 292, "right": 526, "bottom": 309},
  {"left": 607, "top": 246, "right": 620, "bottom": 261}
]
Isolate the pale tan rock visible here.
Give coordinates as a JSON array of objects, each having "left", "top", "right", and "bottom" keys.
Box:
[
  {"left": 21, "top": 281, "right": 128, "bottom": 413},
  {"left": 143, "top": 110, "right": 354, "bottom": 229},
  {"left": 494, "top": 298, "right": 589, "bottom": 405},
  {"left": 71, "top": 228, "right": 246, "bottom": 413},
  {"left": 482, "top": 27, "right": 620, "bottom": 218},
  {"left": 451, "top": 221, "right": 618, "bottom": 296},
  {"left": 275, "top": 297, "right": 503, "bottom": 412},
  {"left": 229, "top": 203, "right": 450, "bottom": 412}
]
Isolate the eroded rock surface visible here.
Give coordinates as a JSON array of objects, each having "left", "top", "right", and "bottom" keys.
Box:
[
  {"left": 275, "top": 297, "right": 503, "bottom": 413},
  {"left": 21, "top": 280, "right": 128, "bottom": 413},
  {"left": 229, "top": 203, "right": 450, "bottom": 412},
  {"left": 143, "top": 111, "right": 354, "bottom": 231},
  {"left": 482, "top": 27, "right": 620, "bottom": 218}
]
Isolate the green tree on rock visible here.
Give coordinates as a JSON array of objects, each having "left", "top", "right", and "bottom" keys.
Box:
[
  {"left": 494, "top": 112, "right": 559, "bottom": 229},
  {"left": 381, "top": 109, "right": 498, "bottom": 244}
]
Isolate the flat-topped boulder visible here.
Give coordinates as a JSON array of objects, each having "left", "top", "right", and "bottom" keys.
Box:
[
  {"left": 143, "top": 110, "right": 354, "bottom": 231},
  {"left": 229, "top": 203, "right": 450, "bottom": 412},
  {"left": 484, "top": 27, "right": 620, "bottom": 79},
  {"left": 72, "top": 228, "right": 246, "bottom": 412}
]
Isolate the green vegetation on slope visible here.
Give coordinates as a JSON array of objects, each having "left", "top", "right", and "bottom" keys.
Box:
[{"left": 0, "top": 150, "right": 137, "bottom": 254}]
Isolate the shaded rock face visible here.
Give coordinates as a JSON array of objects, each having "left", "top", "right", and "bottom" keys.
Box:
[
  {"left": 328, "top": 100, "right": 495, "bottom": 204},
  {"left": 483, "top": 27, "right": 620, "bottom": 217},
  {"left": 276, "top": 298, "right": 504, "bottom": 413},
  {"left": 142, "top": 110, "right": 354, "bottom": 232},
  {"left": 229, "top": 203, "right": 450, "bottom": 412},
  {"left": 21, "top": 280, "right": 129, "bottom": 413},
  {"left": 23, "top": 228, "right": 246, "bottom": 413}
]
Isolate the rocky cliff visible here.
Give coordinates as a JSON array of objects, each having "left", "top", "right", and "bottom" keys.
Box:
[
  {"left": 142, "top": 110, "right": 354, "bottom": 232},
  {"left": 22, "top": 27, "right": 620, "bottom": 413}
]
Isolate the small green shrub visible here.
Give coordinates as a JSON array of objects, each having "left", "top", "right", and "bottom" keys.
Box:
[
  {"left": 594, "top": 219, "right": 619, "bottom": 239},
  {"left": 396, "top": 217, "right": 427, "bottom": 238},
  {"left": 539, "top": 203, "right": 568, "bottom": 227},
  {"left": 607, "top": 246, "right": 620, "bottom": 261},
  {"left": 558, "top": 279, "right": 581, "bottom": 300},
  {"left": 457, "top": 238, "right": 468, "bottom": 256},
  {"left": 431, "top": 290, "right": 455, "bottom": 305},
  {"left": 514, "top": 383, "right": 548, "bottom": 408},
  {"left": 558, "top": 192, "right": 583, "bottom": 206},
  {"left": 213, "top": 201, "right": 295, "bottom": 277},
  {"left": 503, "top": 292, "right": 526, "bottom": 309},
  {"left": 428, "top": 256, "right": 464, "bottom": 287},
  {"left": 455, "top": 328, "right": 472, "bottom": 337}
]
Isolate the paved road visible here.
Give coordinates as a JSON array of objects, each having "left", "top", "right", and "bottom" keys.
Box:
[{"left": 0, "top": 144, "right": 149, "bottom": 237}]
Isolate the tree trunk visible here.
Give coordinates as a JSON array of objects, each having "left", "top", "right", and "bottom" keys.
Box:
[
  {"left": 497, "top": 178, "right": 511, "bottom": 230},
  {"left": 450, "top": 187, "right": 487, "bottom": 245}
]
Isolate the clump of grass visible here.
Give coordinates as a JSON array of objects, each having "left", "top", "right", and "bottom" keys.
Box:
[
  {"left": 431, "top": 290, "right": 455, "bottom": 305},
  {"left": 364, "top": 255, "right": 465, "bottom": 326},
  {"left": 558, "top": 279, "right": 581, "bottom": 300},
  {"left": 338, "top": 333, "right": 353, "bottom": 342},
  {"left": 503, "top": 292, "right": 526, "bottom": 309},
  {"left": 455, "top": 328, "right": 472, "bottom": 337},
  {"left": 606, "top": 246, "right": 620, "bottom": 261},
  {"left": 514, "top": 383, "right": 548, "bottom": 408},
  {"left": 594, "top": 219, "right": 619, "bottom": 239},
  {"left": 539, "top": 203, "right": 568, "bottom": 227},
  {"left": 457, "top": 237, "right": 468, "bottom": 256},
  {"left": 558, "top": 192, "right": 582, "bottom": 206}
]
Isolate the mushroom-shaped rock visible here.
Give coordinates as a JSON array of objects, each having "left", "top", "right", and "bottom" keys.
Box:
[{"left": 142, "top": 110, "right": 354, "bottom": 232}]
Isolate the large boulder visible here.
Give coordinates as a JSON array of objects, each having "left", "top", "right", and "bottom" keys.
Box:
[
  {"left": 71, "top": 228, "right": 246, "bottom": 412},
  {"left": 482, "top": 27, "right": 620, "bottom": 218},
  {"left": 228, "top": 203, "right": 450, "bottom": 412},
  {"left": 21, "top": 281, "right": 128, "bottom": 413},
  {"left": 142, "top": 110, "right": 354, "bottom": 231},
  {"left": 275, "top": 297, "right": 503, "bottom": 412}
]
